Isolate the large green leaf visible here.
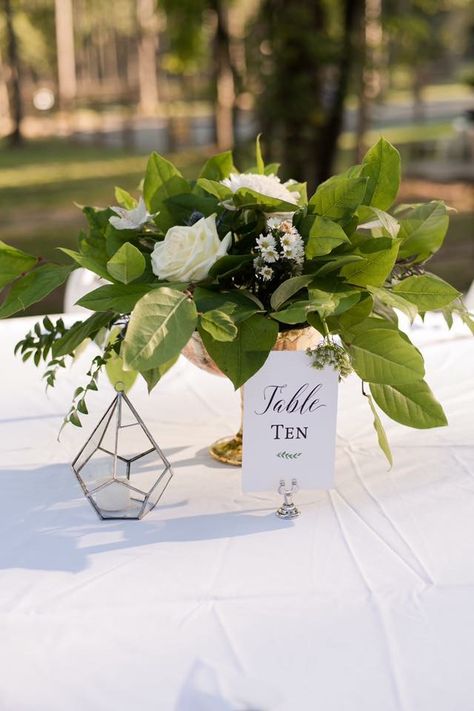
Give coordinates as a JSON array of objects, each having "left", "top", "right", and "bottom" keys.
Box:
[
  {"left": 232, "top": 187, "right": 297, "bottom": 213},
  {"left": 340, "top": 237, "right": 399, "bottom": 287},
  {"left": 366, "top": 393, "right": 393, "bottom": 467},
  {"left": 270, "top": 300, "right": 313, "bottom": 325},
  {"left": 141, "top": 356, "right": 179, "bottom": 393},
  {"left": 193, "top": 287, "right": 260, "bottom": 322},
  {"left": 334, "top": 295, "right": 374, "bottom": 334},
  {"left": 123, "top": 287, "right": 197, "bottom": 371},
  {"left": 196, "top": 178, "right": 233, "bottom": 201},
  {"left": 60, "top": 248, "right": 113, "bottom": 281},
  {"left": 198, "top": 151, "right": 235, "bottom": 181},
  {"left": 52, "top": 311, "right": 114, "bottom": 357},
  {"left": 348, "top": 328, "right": 424, "bottom": 384},
  {"left": 76, "top": 283, "right": 154, "bottom": 312},
  {"left": 398, "top": 201, "right": 449, "bottom": 261},
  {"left": 360, "top": 138, "right": 401, "bottom": 211},
  {"left": 106, "top": 242, "right": 146, "bottom": 284},
  {"left": 143, "top": 152, "right": 190, "bottom": 231},
  {"left": 199, "top": 309, "right": 238, "bottom": 341},
  {"left": 255, "top": 134, "right": 265, "bottom": 174},
  {"left": 270, "top": 274, "right": 314, "bottom": 311},
  {"left": 369, "top": 286, "right": 418, "bottom": 321},
  {"left": 370, "top": 380, "right": 448, "bottom": 429},
  {"left": 392, "top": 274, "right": 460, "bottom": 311},
  {"left": 199, "top": 314, "right": 278, "bottom": 389},
  {"left": 0, "top": 264, "right": 75, "bottom": 319},
  {"left": 0, "top": 241, "right": 37, "bottom": 289},
  {"left": 305, "top": 216, "right": 350, "bottom": 258},
  {"left": 114, "top": 187, "right": 137, "bottom": 209},
  {"left": 105, "top": 327, "right": 138, "bottom": 392},
  {"left": 208, "top": 254, "right": 253, "bottom": 280},
  {"left": 309, "top": 176, "right": 368, "bottom": 221}
]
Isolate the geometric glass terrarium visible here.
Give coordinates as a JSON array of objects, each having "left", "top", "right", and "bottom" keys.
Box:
[{"left": 72, "top": 388, "right": 173, "bottom": 520}]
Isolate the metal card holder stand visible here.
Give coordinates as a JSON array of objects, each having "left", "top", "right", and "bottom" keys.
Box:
[{"left": 276, "top": 478, "right": 301, "bottom": 519}]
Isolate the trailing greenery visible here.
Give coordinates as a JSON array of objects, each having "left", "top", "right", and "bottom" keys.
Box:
[{"left": 1, "top": 137, "right": 472, "bottom": 463}]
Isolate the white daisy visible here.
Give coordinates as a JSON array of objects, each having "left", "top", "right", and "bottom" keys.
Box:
[
  {"left": 261, "top": 246, "right": 279, "bottom": 263},
  {"left": 259, "top": 265, "right": 274, "bottom": 281},
  {"left": 256, "top": 233, "right": 276, "bottom": 250}
]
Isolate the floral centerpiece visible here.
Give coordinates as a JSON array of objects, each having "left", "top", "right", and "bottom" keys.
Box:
[{"left": 1, "top": 137, "right": 472, "bottom": 464}]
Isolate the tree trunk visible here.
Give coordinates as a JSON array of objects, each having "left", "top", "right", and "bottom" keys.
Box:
[
  {"left": 54, "top": 0, "right": 77, "bottom": 112},
  {"left": 137, "top": 0, "right": 159, "bottom": 116},
  {"left": 3, "top": 0, "right": 23, "bottom": 147},
  {"left": 316, "top": 0, "right": 364, "bottom": 183},
  {"left": 355, "top": 0, "right": 383, "bottom": 162},
  {"left": 211, "top": 0, "right": 235, "bottom": 150}
]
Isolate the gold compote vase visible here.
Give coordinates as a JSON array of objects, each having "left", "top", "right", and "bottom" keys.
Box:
[{"left": 182, "top": 326, "right": 321, "bottom": 466}]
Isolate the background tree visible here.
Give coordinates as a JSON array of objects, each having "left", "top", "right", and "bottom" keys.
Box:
[
  {"left": 2, "top": 0, "right": 23, "bottom": 145},
  {"left": 247, "top": 0, "right": 364, "bottom": 189}
]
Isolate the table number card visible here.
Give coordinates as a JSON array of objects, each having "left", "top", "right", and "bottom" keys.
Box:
[{"left": 242, "top": 351, "right": 338, "bottom": 492}]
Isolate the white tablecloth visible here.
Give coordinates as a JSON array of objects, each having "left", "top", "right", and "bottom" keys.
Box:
[{"left": 1, "top": 315, "right": 474, "bottom": 711}]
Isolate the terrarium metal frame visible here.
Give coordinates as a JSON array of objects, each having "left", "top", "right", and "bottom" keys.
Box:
[{"left": 72, "top": 387, "right": 173, "bottom": 520}]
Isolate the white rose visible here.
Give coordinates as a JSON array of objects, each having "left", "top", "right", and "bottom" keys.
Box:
[{"left": 151, "top": 214, "right": 232, "bottom": 282}]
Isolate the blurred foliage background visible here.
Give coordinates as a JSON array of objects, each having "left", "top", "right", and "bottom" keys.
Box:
[{"left": 0, "top": 0, "right": 473, "bottom": 314}]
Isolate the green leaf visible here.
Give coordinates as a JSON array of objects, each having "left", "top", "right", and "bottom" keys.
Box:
[
  {"left": 199, "top": 314, "right": 278, "bottom": 389},
  {"left": 208, "top": 254, "right": 253, "bottom": 280},
  {"left": 143, "top": 152, "right": 190, "bottom": 231},
  {"left": 0, "top": 264, "right": 75, "bottom": 319},
  {"left": 123, "top": 288, "right": 197, "bottom": 371},
  {"left": 360, "top": 138, "right": 401, "bottom": 211},
  {"left": 370, "top": 380, "right": 448, "bottom": 429},
  {"left": 196, "top": 178, "right": 233, "bottom": 201},
  {"left": 398, "top": 201, "right": 449, "bottom": 261},
  {"left": 305, "top": 216, "right": 350, "bottom": 258},
  {"left": 340, "top": 237, "right": 400, "bottom": 287},
  {"left": 335, "top": 296, "right": 374, "bottom": 333},
  {"left": 141, "top": 356, "right": 179, "bottom": 393},
  {"left": 369, "top": 286, "right": 418, "bottom": 321},
  {"left": 255, "top": 134, "right": 264, "bottom": 174},
  {"left": 106, "top": 242, "right": 146, "bottom": 284},
  {"left": 359, "top": 206, "right": 400, "bottom": 238},
  {"left": 200, "top": 309, "right": 238, "bottom": 341},
  {"left": 232, "top": 187, "right": 297, "bottom": 213},
  {"left": 114, "top": 187, "right": 137, "bottom": 209},
  {"left": 193, "top": 287, "right": 260, "bottom": 322},
  {"left": 348, "top": 328, "right": 424, "bottom": 384},
  {"left": 105, "top": 328, "right": 138, "bottom": 393},
  {"left": 0, "top": 241, "right": 38, "bottom": 289},
  {"left": 314, "top": 255, "right": 365, "bottom": 277},
  {"left": 270, "top": 300, "right": 313, "bottom": 324},
  {"left": 76, "top": 283, "right": 155, "bottom": 312},
  {"left": 392, "top": 274, "right": 460, "bottom": 311},
  {"left": 264, "top": 162, "right": 280, "bottom": 176},
  {"left": 366, "top": 393, "right": 393, "bottom": 466},
  {"left": 309, "top": 176, "right": 368, "bottom": 221},
  {"left": 199, "top": 151, "right": 235, "bottom": 181},
  {"left": 59, "top": 248, "right": 112, "bottom": 281},
  {"left": 52, "top": 311, "right": 114, "bottom": 357},
  {"left": 270, "top": 275, "right": 315, "bottom": 311}
]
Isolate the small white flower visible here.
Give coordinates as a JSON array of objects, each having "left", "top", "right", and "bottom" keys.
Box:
[
  {"left": 259, "top": 265, "right": 274, "bottom": 281},
  {"left": 256, "top": 233, "right": 276, "bottom": 250},
  {"left": 261, "top": 246, "right": 279, "bottom": 263},
  {"left": 221, "top": 173, "right": 298, "bottom": 205},
  {"left": 280, "top": 233, "right": 299, "bottom": 247},
  {"left": 109, "top": 197, "right": 155, "bottom": 231},
  {"left": 151, "top": 214, "right": 231, "bottom": 282}
]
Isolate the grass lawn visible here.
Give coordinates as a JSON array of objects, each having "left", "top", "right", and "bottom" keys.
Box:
[{"left": 1, "top": 136, "right": 472, "bottom": 316}]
